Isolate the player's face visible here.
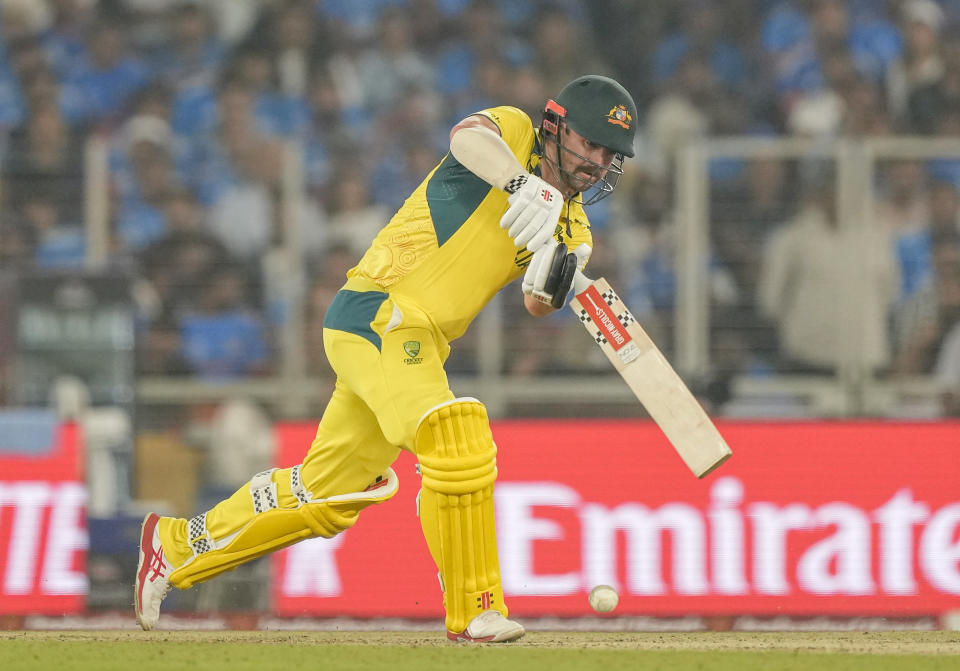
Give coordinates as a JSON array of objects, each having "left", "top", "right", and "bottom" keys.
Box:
[{"left": 549, "top": 126, "right": 616, "bottom": 196}]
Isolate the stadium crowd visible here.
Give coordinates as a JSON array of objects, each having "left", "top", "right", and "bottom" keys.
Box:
[{"left": 0, "top": 0, "right": 959, "bottom": 414}]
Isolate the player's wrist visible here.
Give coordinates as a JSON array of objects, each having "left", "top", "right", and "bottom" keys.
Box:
[{"left": 503, "top": 173, "right": 528, "bottom": 195}]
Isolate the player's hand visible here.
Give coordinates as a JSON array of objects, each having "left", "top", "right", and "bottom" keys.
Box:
[
  {"left": 523, "top": 241, "right": 579, "bottom": 309},
  {"left": 500, "top": 174, "right": 564, "bottom": 251}
]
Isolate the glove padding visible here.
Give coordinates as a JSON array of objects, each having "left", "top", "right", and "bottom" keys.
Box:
[
  {"left": 523, "top": 241, "right": 579, "bottom": 309},
  {"left": 500, "top": 174, "right": 564, "bottom": 251}
]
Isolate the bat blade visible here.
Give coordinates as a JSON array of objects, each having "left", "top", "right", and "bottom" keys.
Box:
[{"left": 570, "top": 277, "right": 732, "bottom": 478}]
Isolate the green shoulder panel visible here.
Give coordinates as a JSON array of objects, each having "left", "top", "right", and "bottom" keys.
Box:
[{"left": 425, "top": 154, "right": 492, "bottom": 246}]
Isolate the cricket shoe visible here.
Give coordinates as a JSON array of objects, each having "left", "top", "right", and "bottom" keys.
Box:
[
  {"left": 135, "top": 513, "right": 173, "bottom": 631},
  {"left": 447, "top": 610, "right": 525, "bottom": 643}
]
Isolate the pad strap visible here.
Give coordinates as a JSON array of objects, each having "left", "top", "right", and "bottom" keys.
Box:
[
  {"left": 187, "top": 512, "right": 212, "bottom": 557},
  {"left": 290, "top": 464, "right": 313, "bottom": 506},
  {"left": 250, "top": 468, "right": 278, "bottom": 514}
]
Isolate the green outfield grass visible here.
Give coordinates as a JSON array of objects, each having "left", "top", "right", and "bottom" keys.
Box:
[{"left": 1, "top": 631, "right": 958, "bottom": 671}]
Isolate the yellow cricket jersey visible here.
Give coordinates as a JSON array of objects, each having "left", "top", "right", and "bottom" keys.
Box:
[{"left": 347, "top": 105, "right": 593, "bottom": 342}]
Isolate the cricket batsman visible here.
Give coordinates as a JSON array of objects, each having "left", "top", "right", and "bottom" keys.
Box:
[{"left": 136, "top": 74, "right": 637, "bottom": 642}]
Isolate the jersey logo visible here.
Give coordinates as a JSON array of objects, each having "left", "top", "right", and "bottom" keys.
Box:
[
  {"left": 403, "top": 340, "right": 423, "bottom": 364},
  {"left": 606, "top": 104, "right": 632, "bottom": 129}
]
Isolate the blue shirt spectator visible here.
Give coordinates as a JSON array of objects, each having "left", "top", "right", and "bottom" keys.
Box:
[
  {"left": 762, "top": 0, "right": 901, "bottom": 99},
  {"left": 316, "top": 0, "right": 409, "bottom": 41},
  {"left": 179, "top": 265, "right": 270, "bottom": 380},
  {"left": 180, "top": 310, "right": 270, "bottom": 380},
  {"left": 60, "top": 22, "right": 149, "bottom": 126}
]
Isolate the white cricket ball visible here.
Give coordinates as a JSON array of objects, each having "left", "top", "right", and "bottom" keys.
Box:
[{"left": 588, "top": 584, "right": 619, "bottom": 613}]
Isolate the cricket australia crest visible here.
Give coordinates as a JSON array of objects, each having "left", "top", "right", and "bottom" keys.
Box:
[{"left": 403, "top": 340, "right": 422, "bottom": 364}]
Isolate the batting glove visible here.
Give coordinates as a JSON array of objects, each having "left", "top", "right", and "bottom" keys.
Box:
[
  {"left": 523, "top": 241, "right": 579, "bottom": 309},
  {"left": 500, "top": 174, "right": 564, "bottom": 251}
]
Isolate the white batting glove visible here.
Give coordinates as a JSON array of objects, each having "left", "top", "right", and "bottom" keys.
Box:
[
  {"left": 522, "top": 240, "right": 559, "bottom": 299},
  {"left": 570, "top": 243, "right": 592, "bottom": 268},
  {"left": 569, "top": 243, "right": 593, "bottom": 295},
  {"left": 500, "top": 174, "right": 564, "bottom": 251}
]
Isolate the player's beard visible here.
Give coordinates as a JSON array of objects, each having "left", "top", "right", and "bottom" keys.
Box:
[
  {"left": 562, "top": 165, "right": 605, "bottom": 194},
  {"left": 543, "top": 150, "right": 603, "bottom": 197}
]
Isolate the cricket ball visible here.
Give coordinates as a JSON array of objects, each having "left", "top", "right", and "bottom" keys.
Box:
[{"left": 588, "top": 584, "right": 619, "bottom": 613}]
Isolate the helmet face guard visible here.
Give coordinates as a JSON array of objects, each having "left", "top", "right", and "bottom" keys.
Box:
[{"left": 540, "top": 99, "right": 625, "bottom": 206}]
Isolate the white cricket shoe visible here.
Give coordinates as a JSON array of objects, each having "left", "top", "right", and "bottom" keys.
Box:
[
  {"left": 135, "top": 513, "right": 173, "bottom": 631},
  {"left": 447, "top": 610, "right": 525, "bottom": 643}
]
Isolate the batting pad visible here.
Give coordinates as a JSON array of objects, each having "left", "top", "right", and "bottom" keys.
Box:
[
  {"left": 416, "top": 398, "right": 506, "bottom": 633},
  {"left": 167, "top": 466, "right": 398, "bottom": 590}
]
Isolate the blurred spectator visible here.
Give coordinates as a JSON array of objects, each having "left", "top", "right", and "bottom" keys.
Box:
[
  {"left": 894, "top": 237, "right": 960, "bottom": 376},
  {"left": 0, "top": 214, "right": 34, "bottom": 271},
  {"left": 910, "top": 32, "right": 960, "bottom": 138},
  {"left": 41, "top": 0, "right": 96, "bottom": 79},
  {"left": 643, "top": 50, "right": 714, "bottom": 175},
  {"left": 137, "top": 187, "right": 230, "bottom": 329},
  {"left": 758, "top": 168, "right": 898, "bottom": 373},
  {"left": 60, "top": 18, "right": 149, "bottom": 127},
  {"left": 324, "top": 167, "right": 390, "bottom": 257},
  {"left": 0, "top": 35, "right": 51, "bottom": 128},
  {"left": 447, "top": 55, "right": 511, "bottom": 127},
  {"left": 653, "top": 0, "right": 750, "bottom": 90},
  {"left": 434, "top": 0, "right": 530, "bottom": 102},
  {"left": 303, "top": 65, "right": 370, "bottom": 162},
  {"left": 314, "top": 0, "right": 407, "bottom": 44},
  {"left": 304, "top": 243, "right": 356, "bottom": 390},
  {"left": 135, "top": 188, "right": 234, "bottom": 377},
  {"left": 151, "top": 1, "right": 225, "bottom": 91},
  {"left": 786, "top": 44, "right": 854, "bottom": 136},
  {"left": 137, "top": 311, "right": 190, "bottom": 376},
  {"left": 177, "top": 69, "right": 281, "bottom": 199},
  {"left": 203, "top": 89, "right": 327, "bottom": 265},
  {"left": 886, "top": 0, "right": 944, "bottom": 130},
  {"left": 355, "top": 8, "right": 434, "bottom": 115},
  {"left": 874, "top": 160, "right": 932, "bottom": 300},
  {"left": 0, "top": 0, "right": 51, "bottom": 44},
  {"left": 368, "top": 114, "right": 445, "bottom": 210},
  {"left": 933, "top": 318, "right": 960, "bottom": 416},
  {"left": 178, "top": 263, "right": 271, "bottom": 380},
  {"left": 509, "top": 62, "right": 549, "bottom": 121},
  {"left": 366, "top": 84, "right": 446, "bottom": 204},
  {"left": 3, "top": 100, "right": 84, "bottom": 213},
  {"left": 530, "top": 4, "right": 607, "bottom": 97},
  {"left": 19, "top": 66, "right": 65, "bottom": 119},
  {"left": 711, "top": 158, "right": 793, "bottom": 369},
  {"left": 112, "top": 113, "right": 181, "bottom": 254},
  {"left": 763, "top": 0, "right": 901, "bottom": 117},
  {"left": 20, "top": 188, "right": 85, "bottom": 268},
  {"left": 613, "top": 171, "right": 676, "bottom": 349},
  {"left": 171, "top": 44, "right": 308, "bottom": 148}
]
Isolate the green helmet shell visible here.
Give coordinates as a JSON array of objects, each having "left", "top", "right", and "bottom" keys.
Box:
[{"left": 555, "top": 75, "right": 637, "bottom": 158}]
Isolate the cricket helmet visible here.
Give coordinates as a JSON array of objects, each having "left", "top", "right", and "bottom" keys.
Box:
[
  {"left": 540, "top": 75, "right": 637, "bottom": 205},
  {"left": 555, "top": 75, "right": 637, "bottom": 158}
]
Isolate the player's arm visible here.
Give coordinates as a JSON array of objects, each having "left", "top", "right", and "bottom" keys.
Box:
[{"left": 449, "top": 116, "right": 562, "bottom": 252}]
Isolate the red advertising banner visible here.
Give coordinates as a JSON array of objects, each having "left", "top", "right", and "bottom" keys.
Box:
[
  {"left": 271, "top": 421, "right": 960, "bottom": 618},
  {"left": 0, "top": 423, "right": 87, "bottom": 615}
]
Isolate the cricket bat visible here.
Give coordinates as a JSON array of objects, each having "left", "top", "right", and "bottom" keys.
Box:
[{"left": 570, "top": 277, "right": 732, "bottom": 478}]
